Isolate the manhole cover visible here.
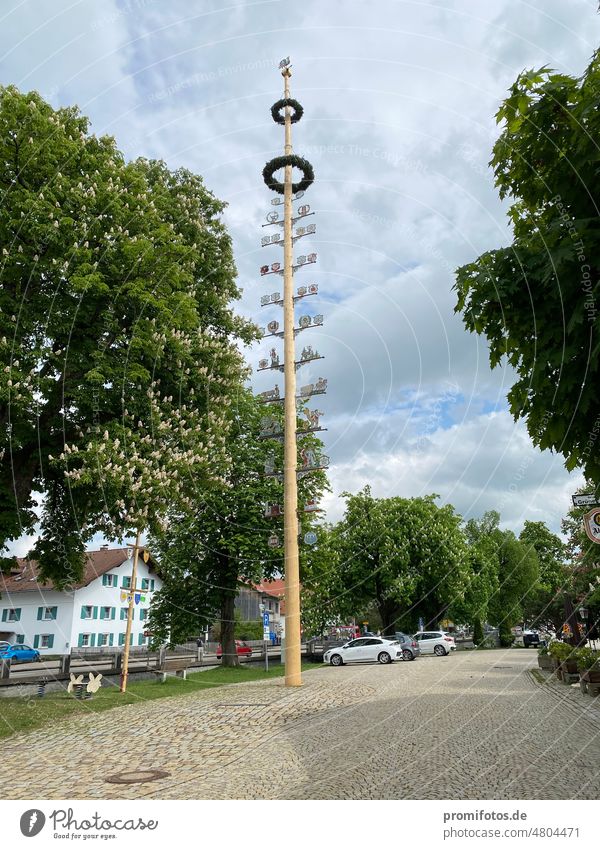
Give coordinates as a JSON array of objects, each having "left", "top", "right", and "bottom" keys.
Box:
[
  {"left": 105, "top": 768, "right": 170, "bottom": 785},
  {"left": 493, "top": 666, "right": 513, "bottom": 669}
]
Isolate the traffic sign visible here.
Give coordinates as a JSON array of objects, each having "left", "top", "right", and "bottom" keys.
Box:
[
  {"left": 572, "top": 493, "right": 598, "bottom": 508},
  {"left": 583, "top": 509, "right": 600, "bottom": 544},
  {"left": 304, "top": 531, "right": 317, "bottom": 545},
  {"left": 263, "top": 612, "right": 270, "bottom": 628}
]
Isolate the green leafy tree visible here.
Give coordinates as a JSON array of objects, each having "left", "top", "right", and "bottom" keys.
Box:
[
  {"left": 488, "top": 532, "right": 539, "bottom": 646},
  {"left": 454, "top": 54, "right": 600, "bottom": 484},
  {"left": 519, "top": 520, "right": 566, "bottom": 629},
  {"left": 330, "top": 487, "right": 470, "bottom": 635},
  {"left": 0, "top": 86, "right": 255, "bottom": 582},
  {"left": 148, "top": 390, "right": 327, "bottom": 665},
  {"left": 450, "top": 511, "right": 501, "bottom": 639}
]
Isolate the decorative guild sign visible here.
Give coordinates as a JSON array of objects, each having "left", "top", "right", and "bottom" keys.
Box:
[
  {"left": 298, "top": 204, "right": 310, "bottom": 216},
  {"left": 267, "top": 320, "right": 280, "bottom": 334},
  {"left": 258, "top": 385, "right": 280, "bottom": 402},
  {"left": 264, "top": 504, "right": 282, "bottom": 518},
  {"left": 268, "top": 534, "right": 280, "bottom": 548},
  {"left": 308, "top": 284, "right": 318, "bottom": 294},
  {"left": 304, "top": 531, "right": 318, "bottom": 545},
  {"left": 260, "top": 265, "right": 269, "bottom": 275},
  {"left": 300, "top": 345, "right": 319, "bottom": 361},
  {"left": 267, "top": 211, "right": 280, "bottom": 222},
  {"left": 304, "top": 499, "right": 321, "bottom": 513},
  {"left": 259, "top": 416, "right": 282, "bottom": 436},
  {"left": 583, "top": 509, "right": 600, "bottom": 544},
  {"left": 259, "top": 358, "right": 269, "bottom": 369},
  {"left": 298, "top": 315, "right": 311, "bottom": 328}
]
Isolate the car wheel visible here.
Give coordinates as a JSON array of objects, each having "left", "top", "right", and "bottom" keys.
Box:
[
  {"left": 377, "top": 651, "right": 392, "bottom": 664},
  {"left": 402, "top": 649, "right": 414, "bottom": 661},
  {"left": 434, "top": 645, "right": 447, "bottom": 656},
  {"left": 330, "top": 654, "right": 343, "bottom": 667}
]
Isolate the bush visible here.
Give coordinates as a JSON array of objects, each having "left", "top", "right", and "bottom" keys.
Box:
[
  {"left": 498, "top": 623, "right": 513, "bottom": 647},
  {"left": 548, "top": 640, "right": 574, "bottom": 662},
  {"left": 574, "top": 647, "right": 600, "bottom": 671},
  {"left": 538, "top": 645, "right": 549, "bottom": 656}
]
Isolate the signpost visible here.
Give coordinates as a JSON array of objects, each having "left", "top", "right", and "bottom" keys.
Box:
[
  {"left": 572, "top": 493, "right": 599, "bottom": 508},
  {"left": 263, "top": 611, "right": 270, "bottom": 671}
]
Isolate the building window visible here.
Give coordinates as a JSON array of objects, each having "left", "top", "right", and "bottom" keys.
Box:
[
  {"left": 102, "top": 574, "right": 118, "bottom": 587},
  {"left": 122, "top": 576, "right": 131, "bottom": 589},
  {"left": 140, "top": 608, "right": 147, "bottom": 621},
  {"left": 15, "top": 634, "right": 25, "bottom": 644},
  {"left": 138, "top": 633, "right": 147, "bottom": 645},
  {"left": 141, "top": 578, "right": 149, "bottom": 590},
  {"left": 39, "top": 634, "right": 54, "bottom": 649},
  {"left": 97, "top": 633, "right": 112, "bottom": 647},
  {"left": 81, "top": 605, "right": 94, "bottom": 619},
  {"left": 79, "top": 634, "right": 91, "bottom": 647},
  {"left": 100, "top": 606, "right": 114, "bottom": 620},
  {"left": 40, "top": 607, "right": 57, "bottom": 621},
  {"left": 120, "top": 607, "right": 128, "bottom": 621},
  {"left": 2, "top": 608, "right": 21, "bottom": 622}
]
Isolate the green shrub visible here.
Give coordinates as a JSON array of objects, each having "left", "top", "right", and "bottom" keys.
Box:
[
  {"left": 574, "top": 647, "right": 600, "bottom": 671},
  {"left": 548, "top": 641, "right": 574, "bottom": 661},
  {"left": 472, "top": 618, "right": 484, "bottom": 646}
]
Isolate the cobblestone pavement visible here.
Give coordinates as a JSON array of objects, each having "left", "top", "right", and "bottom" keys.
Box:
[{"left": 1, "top": 649, "right": 599, "bottom": 800}]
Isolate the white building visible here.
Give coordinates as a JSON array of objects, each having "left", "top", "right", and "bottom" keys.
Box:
[{"left": 0, "top": 547, "right": 162, "bottom": 655}]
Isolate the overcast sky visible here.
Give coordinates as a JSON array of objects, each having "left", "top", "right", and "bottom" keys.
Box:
[{"left": 2, "top": 0, "right": 599, "bottom": 546}]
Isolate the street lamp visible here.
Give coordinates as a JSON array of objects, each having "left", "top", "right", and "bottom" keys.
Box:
[{"left": 579, "top": 605, "right": 589, "bottom": 620}]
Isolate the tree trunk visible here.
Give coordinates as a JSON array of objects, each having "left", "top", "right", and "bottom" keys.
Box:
[{"left": 220, "top": 592, "right": 240, "bottom": 667}]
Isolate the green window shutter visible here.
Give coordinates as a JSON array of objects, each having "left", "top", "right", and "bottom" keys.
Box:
[
  {"left": 119, "top": 633, "right": 125, "bottom": 646},
  {"left": 37, "top": 607, "right": 43, "bottom": 620},
  {"left": 1, "top": 610, "right": 6, "bottom": 622},
  {"left": 16, "top": 634, "right": 24, "bottom": 644},
  {"left": 90, "top": 634, "right": 96, "bottom": 647},
  {"left": 93, "top": 606, "right": 98, "bottom": 619},
  {"left": 78, "top": 634, "right": 84, "bottom": 647},
  {"left": 138, "top": 633, "right": 143, "bottom": 645},
  {"left": 102, "top": 575, "right": 107, "bottom": 586},
  {"left": 51, "top": 607, "right": 57, "bottom": 620},
  {"left": 80, "top": 606, "right": 87, "bottom": 619},
  {"left": 15, "top": 609, "right": 21, "bottom": 621},
  {"left": 33, "top": 635, "right": 39, "bottom": 648},
  {"left": 111, "top": 608, "right": 116, "bottom": 620},
  {"left": 150, "top": 579, "right": 155, "bottom": 591},
  {"left": 47, "top": 635, "right": 54, "bottom": 649},
  {"left": 99, "top": 608, "right": 105, "bottom": 620},
  {"left": 109, "top": 633, "right": 114, "bottom": 646}
]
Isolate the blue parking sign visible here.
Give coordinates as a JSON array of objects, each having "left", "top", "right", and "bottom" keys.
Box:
[{"left": 263, "top": 612, "right": 270, "bottom": 628}]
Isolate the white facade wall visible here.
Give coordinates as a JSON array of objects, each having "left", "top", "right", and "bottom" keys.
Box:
[{"left": 0, "top": 556, "right": 162, "bottom": 655}]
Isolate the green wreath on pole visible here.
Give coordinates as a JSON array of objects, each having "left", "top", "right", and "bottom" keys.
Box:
[
  {"left": 271, "top": 97, "right": 304, "bottom": 124},
  {"left": 262, "top": 154, "right": 315, "bottom": 195}
]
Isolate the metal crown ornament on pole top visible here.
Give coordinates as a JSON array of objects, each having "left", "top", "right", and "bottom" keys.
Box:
[{"left": 260, "top": 60, "right": 319, "bottom": 687}]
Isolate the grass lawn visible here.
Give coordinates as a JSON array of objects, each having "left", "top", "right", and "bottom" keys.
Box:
[{"left": 0, "top": 662, "right": 319, "bottom": 741}]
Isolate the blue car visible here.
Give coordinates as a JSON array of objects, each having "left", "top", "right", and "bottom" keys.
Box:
[{"left": 0, "top": 644, "right": 41, "bottom": 663}]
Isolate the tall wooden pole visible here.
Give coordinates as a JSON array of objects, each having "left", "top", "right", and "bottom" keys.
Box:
[
  {"left": 120, "top": 527, "right": 141, "bottom": 693},
  {"left": 282, "top": 66, "right": 302, "bottom": 687}
]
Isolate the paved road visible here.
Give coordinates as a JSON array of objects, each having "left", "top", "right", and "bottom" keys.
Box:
[{"left": 1, "top": 649, "right": 599, "bottom": 800}]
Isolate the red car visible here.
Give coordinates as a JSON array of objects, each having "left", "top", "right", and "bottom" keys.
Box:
[{"left": 216, "top": 640, "right": 253, "bottom": 660}]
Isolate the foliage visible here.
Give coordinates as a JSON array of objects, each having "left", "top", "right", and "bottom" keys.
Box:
[
  {"left": 323, "top": 487, "right": 470, "bottom": 634},
  {"left": 574, "top": 646, "right": 600, "bottom": 671},
  {"left": 548, "top": 640, "right": 573, "bottom": 661},
  {"left": 454, "top": 53, "right": 600, "bottom": 484},
  {"left": 148, "top": 389, "right": 327, "bottom": 663},
  {"left": 519, "top": 520, "right": 567, "bottom": 627},
  {"left": 0, "top": 86, "right": 256, "bottom": 584},
  {"left": 489, "top": 532, "right": 539, "bottom": 645}
]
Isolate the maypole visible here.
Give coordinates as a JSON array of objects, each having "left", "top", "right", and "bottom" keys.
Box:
[{"left": 258, "top": 58, "right": 326, "bottom": 686}]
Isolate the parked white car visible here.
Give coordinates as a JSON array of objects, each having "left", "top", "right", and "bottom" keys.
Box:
[
  {"left": 413, "top": 631, "right": 456, "bottom": 656},
  {"left": 323, "top": 637, "right": 401, "bottom": 666}
]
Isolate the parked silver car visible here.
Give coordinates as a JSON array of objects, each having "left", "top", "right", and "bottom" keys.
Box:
[{"left": 392, "top": 632, "right": 421, "bottom": 660}]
